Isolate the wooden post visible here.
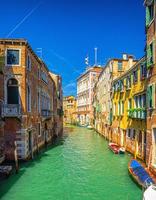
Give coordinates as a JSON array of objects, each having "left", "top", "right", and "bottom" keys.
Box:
[
  {"left": 31, "top": 134, "right": 34, "bottom": 159},
  {"left": 14, "top": 141, "right": 19, "bottom": 174},
  {"left": 36, "top": 133, "right": 39, "bottom": 154}
]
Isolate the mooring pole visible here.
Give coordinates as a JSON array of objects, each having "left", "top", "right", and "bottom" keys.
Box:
[{"left": 14, "top": 141, "right": 19, "bottom": 174}]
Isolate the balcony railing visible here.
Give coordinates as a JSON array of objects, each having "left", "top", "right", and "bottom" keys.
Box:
[
  {"left": 128, "top": 109, "right": 146, "bottom": 120},
  {"left": 41, "top": 109, "right": 53, "bottom": 118},
  {"left": 2, "top": 104, "right": 21, "bottom": 117}
]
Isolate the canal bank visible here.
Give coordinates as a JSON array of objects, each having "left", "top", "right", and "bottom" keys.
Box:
[{"left": 0, "top": 126, "right": 142, "bottom": 200}]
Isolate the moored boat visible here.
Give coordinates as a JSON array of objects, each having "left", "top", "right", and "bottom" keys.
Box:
[
  {"left": 87, "top": 125, "right": 93, "bottom": 129},
  {"left": 143, "top": 184, "right": 156, "bottom": 200},
  {"left": 108, "top": 143, "right": 125, "bottom": 154},
  {"left": 128, "top": 159, "right": 155, "bottom": 189}
]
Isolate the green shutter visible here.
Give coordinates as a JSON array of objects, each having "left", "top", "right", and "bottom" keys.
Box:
[
  {"left": 147, "top": 87, "right": 150, "bottom": 108},
  {"left": 0, "top": 56, "right": 5, "bottom": 73},
  {"left": 147, "top": 45, "right": 152, "bottom": 68},
  {"left": 152, "top": 84, "right": 155, "bottom": 108},
  {"left": 146, "top": 7, "right": 150, "bottom": 26}
]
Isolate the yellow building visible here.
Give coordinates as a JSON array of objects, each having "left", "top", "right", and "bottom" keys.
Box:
[
  {"left": 112, "top": 57, "right": 147, "bottom": 160},
  {"left": 63, "top": 96, "right": 77, "bottom": 125}
]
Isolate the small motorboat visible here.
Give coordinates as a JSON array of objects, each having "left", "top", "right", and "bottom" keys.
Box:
[
  {"left": 108, "top": 143, "right": 125, "bottom": 154},
  {"left": 128, "top": 159, "right": 155, "bottom": 189},
  {"left": 143, "top": 184, "right": 156, "bottom": 200},
  {"left": 87, "top": 125, "right": 93, "bottom": 130}
]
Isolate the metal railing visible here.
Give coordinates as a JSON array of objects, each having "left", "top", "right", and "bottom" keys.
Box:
[
  {"left": 2, "top": 104, "right": 21, "bottom": 117},
  {"left": 41, "top": 109, "right": 53, "bottom": 117}
]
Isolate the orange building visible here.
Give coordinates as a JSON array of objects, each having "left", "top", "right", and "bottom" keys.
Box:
[
  {"left": 63, "top": 96, "right": 77, "bottom": 124},
  {"left": 0, "top": 39, "right": 63, "bottom": 160}
]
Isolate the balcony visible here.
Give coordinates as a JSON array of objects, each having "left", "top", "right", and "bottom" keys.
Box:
[
  {"left": 41, "top": 109, "right": 53, "bottom": 119},
  {"left": 128, "top": 108, "right": 146, "bottom": 120},
  {"left": 2, "top": 104, "right": 21, "bottom": 118}
]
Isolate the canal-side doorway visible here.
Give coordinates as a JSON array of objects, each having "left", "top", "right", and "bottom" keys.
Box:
[{"left": 28, "top": 131, "right": 33, "bottom": 157}]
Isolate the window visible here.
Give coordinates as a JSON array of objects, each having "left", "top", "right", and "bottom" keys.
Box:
[
  {"left": 126, "top": 76, "right": 131, "bottom": 89},
  {"left": 127, "top": 129, "right": 131, "bottom": 138},
  {"left": 133, "top": 70, "right": 138, "bottom": 83},
  {"left": 128, "top": 99, "right": 132, "bottom": 109},
  {"left": 118, "top": 61, "right": 123, "bottom": 71},
  {"left": 27, "top": 86, "right": 31, "bottom": 112},
  {"left": 147, "top": 84, "right": 155, "bottom": 109},
  {"left": 41, "top": 71, "right": 48, "bottom": 84},
  {"left": 118, "top": 102, "right": 120, "bottom": 116},
  {"left": 6, "top": 49, "right": 20, "bottom": 65},
  {"left": 147, "top": 42, "right": 154, "bottom": 68},
  {"left": 140, "top": 63, "right": 147, "bottom": 79},
  {"left": 113, "top": 104, "right": 116, "bottom": 116},
  {"left": 38, "top": 68, "right": 40, "bottom": 79},
  {"left": 7, "top": 78, "right": 19, "bottom": 104},
  {"left": 119, "top": 80, "right": 124, "bottom": 91},
  {"left": 38, "top": 92, "right": 40, "bottom": 113},
  {"left": 27, "top": 55, "right": 31, "bottom": 70},
  {"left": 146, "top": 2, "right": 154, "bottom": 26},
  {"left": 121, "top": 101, "right": 124, "bottom": 115},
  {"left": 38, "top": 123, "right": 41, "bottom": 136},
  {"left": 132, "top": 129, "right": 136, "bottom": 140}
]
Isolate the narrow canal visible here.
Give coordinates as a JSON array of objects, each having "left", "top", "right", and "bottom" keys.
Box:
[{"left": 0, "top": 126, "right": 142, "bottom": 200}]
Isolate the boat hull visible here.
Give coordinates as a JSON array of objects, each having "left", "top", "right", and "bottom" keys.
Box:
[
  {"left": 128, "top": 159, "right": 155, "bottom": 189},
  {"left": 109, "top": 143, "right": 125, "bottom": 154}
]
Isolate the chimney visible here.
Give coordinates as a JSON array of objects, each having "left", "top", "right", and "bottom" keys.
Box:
[{"left": 123, "top": 54, "right": 128, "bottom": 60}]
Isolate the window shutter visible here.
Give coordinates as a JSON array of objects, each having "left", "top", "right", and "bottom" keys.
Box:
[
  {"left": 146, "top": 7, "right": 150, "bottom": 26},
  {"left": 146, "top": 87, "right": 150, "bottom": 108},
  {"left": 147, "top": 45, "right": 152, "bottom": 68},
  {"left": 152, "top": 84, "right": 155, "bottom": 108},
  {"left": 140, "top": 65, "right": 143, "bottom": 80},
  {"left": 152, "top": 40, "right": 155, "bottom": 64},
  {"left": 0, "top": 56, "right": 5, "bottom": 73},
  {"left": 131, "top": 74, "right": 133, "bottom": 84}
]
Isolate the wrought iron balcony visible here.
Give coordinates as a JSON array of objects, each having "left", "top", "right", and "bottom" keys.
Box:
[
  {"left": 2, "top": 104, "right": 21, "bottom": 117},
  {"left": 41, "top": 109, "right": 53, "bottom": 118}
]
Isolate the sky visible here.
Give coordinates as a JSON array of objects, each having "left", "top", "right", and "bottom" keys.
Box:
[{"left": 0, "top": 0, "right": 145, "bottom": 96}]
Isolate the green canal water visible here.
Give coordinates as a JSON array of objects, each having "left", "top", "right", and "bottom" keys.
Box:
[{"left": 0, "top": 126, "right": 142, "bottom": 200}]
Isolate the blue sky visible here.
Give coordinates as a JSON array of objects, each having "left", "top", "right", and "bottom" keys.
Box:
[{"left": 0, "top": 0, "right": 145, "bottom": 96}]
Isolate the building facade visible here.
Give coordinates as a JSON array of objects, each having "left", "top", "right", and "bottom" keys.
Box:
[
  {"left": 93, "top": 54, "right": 137, "bottom": 138},
  {"left": 112, "top": 57, "right": 147, "bottom": 160},
  {"left": 0, "top": 39, "right": 63, "bottom": 161},
  {"left": 63, "top": 96, "right": 77, "bottom": 125},
  {"left": 0, "top": 54, "right": 5, "bottom": 163},
  {"left": 145, "top": 0, "right": 156, "bottom": 174},
  {"left": 49, "top": 72, "right": 63, "bottom": 137},
  {"left": 77, "top": 66, "right": 102, "bottom": 126}
]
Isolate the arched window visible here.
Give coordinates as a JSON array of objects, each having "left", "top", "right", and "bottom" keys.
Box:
[
  {"left": 7, "top": 78, "right": 19, "bottom": 104},
  {"left": 27, "top": 86, "right": 31, "bottom": 112}
]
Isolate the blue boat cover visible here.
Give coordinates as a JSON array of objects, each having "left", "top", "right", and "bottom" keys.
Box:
[{"left": 130, "top": 160, "right": 155, "bottom": 186}]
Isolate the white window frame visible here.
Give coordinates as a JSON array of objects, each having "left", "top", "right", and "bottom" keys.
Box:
[{"left": 5, "top": 48, "right": 21, "bottom": 66}]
